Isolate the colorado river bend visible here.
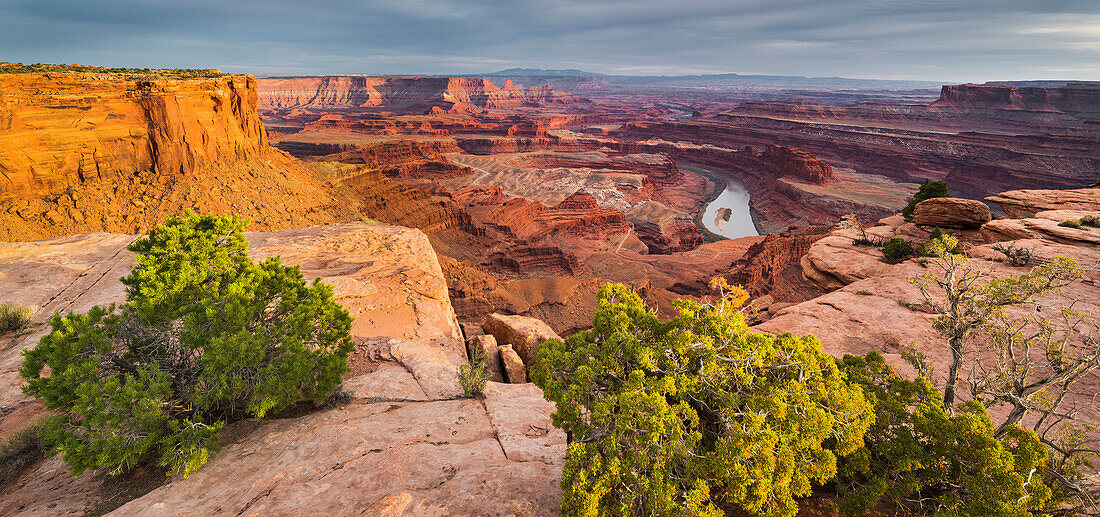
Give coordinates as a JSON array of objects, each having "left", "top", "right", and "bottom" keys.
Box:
[{"left": 700, "top": 175, "right": 759, "bottom": 239}]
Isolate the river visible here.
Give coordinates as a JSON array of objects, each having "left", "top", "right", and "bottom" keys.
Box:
[{"left": 700, "top": 176, "right": 759, "bottom": 239}]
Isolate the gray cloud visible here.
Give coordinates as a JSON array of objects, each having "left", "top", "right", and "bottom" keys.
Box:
[{"left": 1, "top": 0, "right": 1098, "bottom": 81}]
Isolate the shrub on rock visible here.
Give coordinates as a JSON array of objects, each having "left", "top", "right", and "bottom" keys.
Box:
[
  {"left": 530, "top": 284, "right": 872, "bottom": 517},
  {"left": 880, "top": 237, "right": 915, "bottom": 263},
  {"left": 20, "top": 212, "right": 354, "bottom": 477},
  {"left": 0, "top": 302, "right": 33, "bottom": 334},
  {"left": 902, "top": 180, "right": 950, "bottom": 221}
]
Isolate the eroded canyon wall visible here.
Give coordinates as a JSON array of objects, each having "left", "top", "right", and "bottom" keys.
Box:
[
  {"left": 0, "top": 71, "right": 366, "bottom": 241},
  {"left": 0, "top": 73, "right": 268, "bottom": 198},
  {"left": 258, "top": 76, "right": 583, "bottom": 113}
]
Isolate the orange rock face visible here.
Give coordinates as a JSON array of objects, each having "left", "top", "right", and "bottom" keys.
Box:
[
  {"left": 0, "top": 71, "right": 373, "bottom": 241},
  {"left": 0, "top": 73, "right": 267, "bottom": 198}
]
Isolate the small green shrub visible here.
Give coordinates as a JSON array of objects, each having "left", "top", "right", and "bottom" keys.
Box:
[
  {"left": 1059, "top": 219, "right": 1082, "bottom": 229},
  {"left": 1080, "top": 214, "right": 1099, "bottom": 227},
  {"left": 0, "top": 302, "right": 33, "bottom": 334},
  {"left": 901, "top": 180, "right": 950, "bottom": 221},
  {"left": 881, "top": 237, "right": 915, "bottom": 263},
  {"left": 458, "top": 346, "right": 490, "bottom": 398},
  {"left": 20, "top": 212, "right": 354, "bottom": 478},
  {"left": 0, "top": 425, "right": 46, "bottom": 490}
]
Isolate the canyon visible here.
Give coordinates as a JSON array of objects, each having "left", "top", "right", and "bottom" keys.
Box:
[{"left": 0, "top": 65, "right": 1097, "bottom": 515}]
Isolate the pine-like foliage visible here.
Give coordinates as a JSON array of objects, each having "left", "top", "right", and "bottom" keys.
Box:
[
  {"left": 837, "top": 352, "right": 1052, "bottom": 516},
  {"left": 20, "top": 213, "right": 354, "bottom": 477},
  {"left": 530, "top": 283, "right": 873, "bottom": 517}
]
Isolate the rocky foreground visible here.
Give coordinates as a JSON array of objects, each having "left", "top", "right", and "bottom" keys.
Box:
[
  {"left": 0, "top": 223, "right": 564, "bottom": 516},
  {"left": 0, "top": 187, "right": 1096, "bottom": 515}
]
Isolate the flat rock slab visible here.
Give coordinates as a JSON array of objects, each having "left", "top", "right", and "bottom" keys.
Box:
[
  {"left": 109, "top": 399, "right": 562, "bottom": 516},
  {"left": 482, "top": 382, "right": 567, "bottom": 464}
]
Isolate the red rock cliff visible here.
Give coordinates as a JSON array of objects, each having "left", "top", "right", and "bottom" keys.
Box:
[
  {"left": 0, "top": 72, "right": 268, "bottom": 199},
  {"left": 933, "top": 83, "right": 1100, "bottom": 114},
  {"left": 760, "top": 144, "right": 834, "bottom": 184},
  {"left": 258, "top": 76, "right": 583, "bottom": 113}
]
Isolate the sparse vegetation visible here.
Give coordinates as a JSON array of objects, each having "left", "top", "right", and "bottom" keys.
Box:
[
  {"left": 0, "top": 62, "right": 225, "bottom": 79},
  {"left": 839, "top": 213, "right": 886, "bottom": 247},
  {"left": 908, "top": 240, "right": 1099, "bottom": 513},
  {"left": 0, "top": 302, "right": 34, "bottom": 334},
  {"left": 992, "top": 242, "right": 1035, "bottom": 267},
  {"left": 1058, "top": 215, "right": 1100, "bottom": 229},
  {"left": 880, "top": 237, "right": 915, "bottom": 263},
  {"left": 852, "top": 234, "right": 885, "bottom": 247},
  {"left": 902, "top": 180, "right": 951, "bottom": 221},
  {"left": 0, "top": 425, "right": 46, "bottom": 490},
  {"left": 458, "top": 346, "right": 491, "bottom": 398},
  {"left": 20, "top": 212, "right": 354, "bottom": 478}
]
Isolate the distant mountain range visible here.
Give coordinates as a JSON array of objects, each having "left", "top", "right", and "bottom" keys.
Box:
[
  {"left": 486, "top": 68, "right": 607, "bottom": 77},
  {"left": 482, "top": 69, "right": 941, "bottom": 91}
]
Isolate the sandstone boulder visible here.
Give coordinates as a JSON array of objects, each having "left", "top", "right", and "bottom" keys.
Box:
[
  {"left": 500, "top": 344, "right": 528, "bottom": 384},
  {"left": 986, "top": 187, "right": 1100, "bottom": 218},
  {"left": 912, "top": 198, "right": 991, "bottom": 228},
  {"left": 482, "top": 313, "right": 561, "bottom": 367},
  {"left": 467, "top": 334, "right": 505, "bottom": 383}
]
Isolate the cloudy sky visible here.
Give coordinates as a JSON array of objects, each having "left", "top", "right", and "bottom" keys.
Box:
[{"left": 2, "top": 0, "right": 1099, "bottom": 81}]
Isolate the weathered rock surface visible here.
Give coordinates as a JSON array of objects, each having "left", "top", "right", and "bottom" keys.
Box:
[
  {"left": 482, "top": 382, "right": 567, "bottom": 464},
  {"left": 912, "top": 197, "right": 991, "bottom": 228},
  {"left": 0, "top": 223, "right": 565, "bottom": 515},
  {"left": 0, "top": 71, "right": 365, "bottom": 241},
  {"left": 986, "top": 187, "right": 1100, "bottom": 217},
  {"left": 483, "top": 313, "right": 562, "bottom": 367},
  {"left": 109, "top": 398, "right": 562, "bottom": 517},
  {"left": 499, "top": 344, "right": 528, "bottom": 384},
  {"left": 0, "top": 72, "right": 266, "bottom": 198},
  {"left": 770, "top": 202, "right": 1100, "bottom": 395}
]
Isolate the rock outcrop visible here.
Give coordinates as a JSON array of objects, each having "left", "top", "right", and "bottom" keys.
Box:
[
  {"left": 932, "top": 83, "right": 1100, "bottom": 115},
  {"left": 761, "top": 144, "right": 833, "bottom": 184},
  {"left": 259, "top": 76, "right": 584, "bottom": 113},
  {"left": 482, "top": 313, "right": 562, "bottom": 368},
  {"left": 0, "top": 71, "right": 366, "bottom": 241},
  {"left": 986, "top": 187, "right": 1100, "bottom": 217},
  {"left": 0, "top": 72, "right": 267, "bottom": 198},
  {"left": 759, "top": 192, "right": 1100, "bottom": 411},
  {"left": 912, "top": 197, "right": 992, "bottom": 228},
  {"left": 499, "top": 344, "right": 528, "bottom": 384},
  {"left": 0, "top": 223, "right": 565, "bottom": 515}
]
